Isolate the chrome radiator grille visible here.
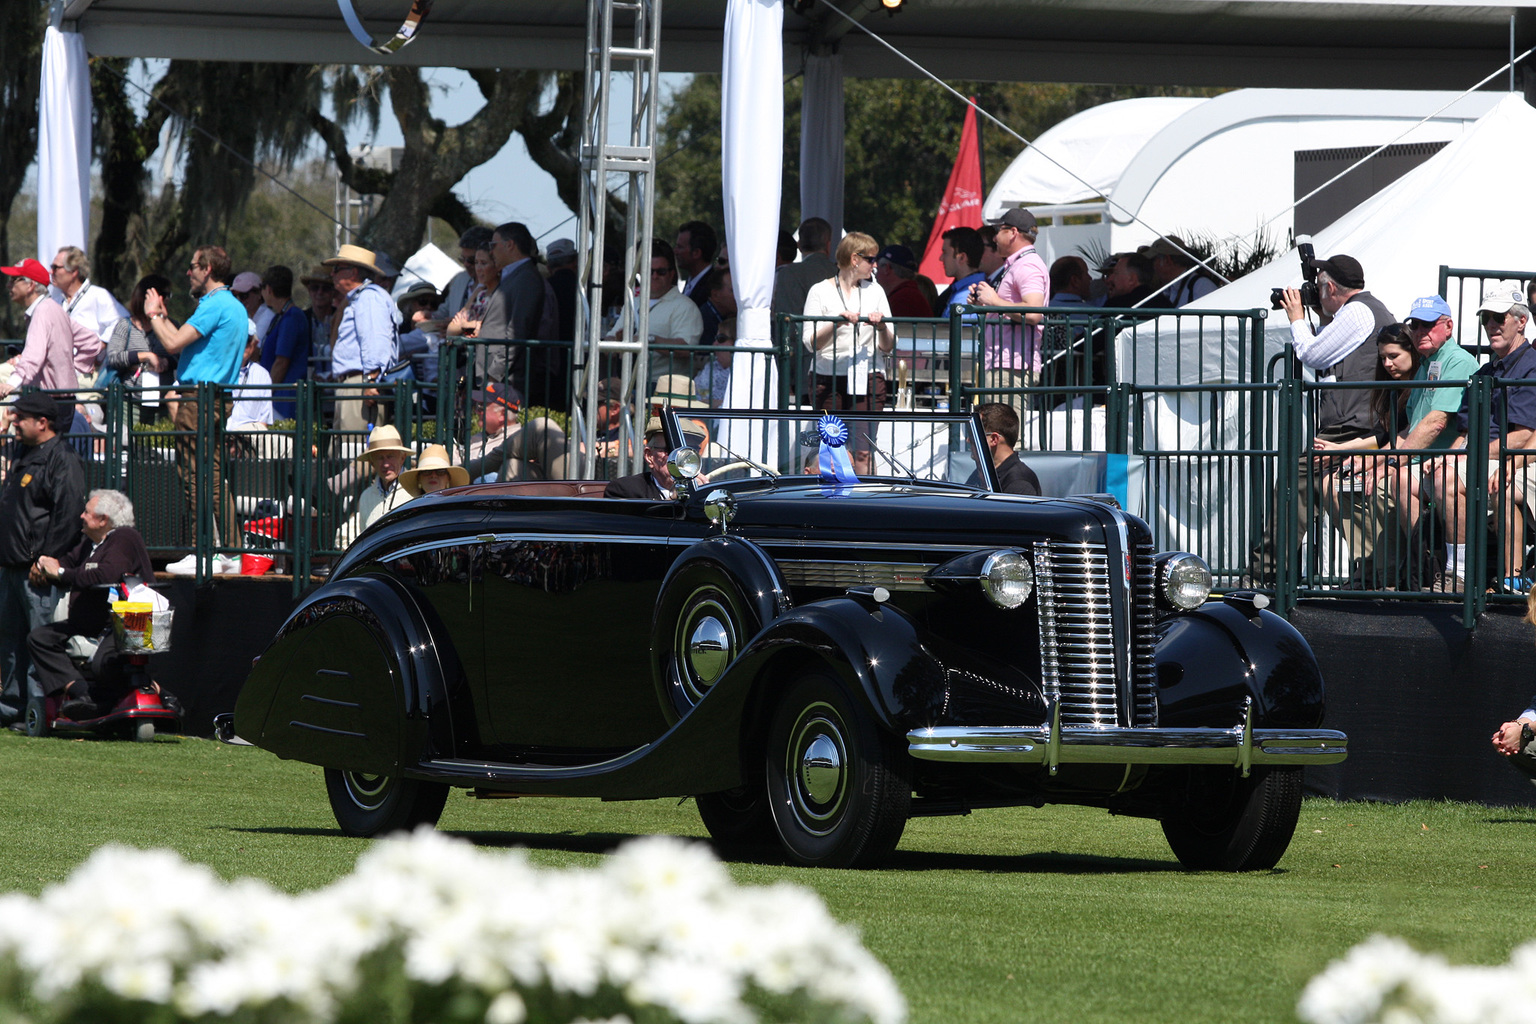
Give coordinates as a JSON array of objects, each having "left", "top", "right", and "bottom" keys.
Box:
[
  {"left": 1132, "top": 543, "right": 1158, "bottom": 727},
  {"left": 1034, "top": 540, "right": 1157, "bottom": 728}
]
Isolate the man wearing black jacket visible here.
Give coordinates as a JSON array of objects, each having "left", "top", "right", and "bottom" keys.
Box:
[
  {"left": 28, "top": 489, "right": 154, "bottom": 719},
  {"left": 0, "top": 392, "right": 85, "bottom": 725}
]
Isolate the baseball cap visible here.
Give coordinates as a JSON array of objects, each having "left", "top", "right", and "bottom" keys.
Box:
[
  {"left": 470, "top": 381, "right": 523, "bottom": 412},
  {"left": 876, "top": 245, "right": 918, "bottom": 272},
  {"left": 991, "top": 208, "right": 1038, "bottom": 234},
  {"left": 231, "top": 271, "right": 264, "bottom": 294},
  {"left": 11, "top": 391, "right": 61, "bottom": 423},
  {"left": 1405, "top": 295, "right": 1453, "bottom": 322},
  {"left": 0, "top": 259, "right": 50, "bottom": 287},
  {"left": 546, "top": 238, "right": 577, "bottom": 262},
  {"left": 1476, "top": 288, "right": 1527, "bottom": 315},
  {"left": 1304, "top": 253, "right": 1364, "bottom": 289}
]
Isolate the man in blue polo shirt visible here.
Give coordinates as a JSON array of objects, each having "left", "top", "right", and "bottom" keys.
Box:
[
  {"left": 143, "top": 244, "right": 247, "bottom": 572},
  {"left": 1422, "top": 288, "right": 1536, "bottom": 592}
]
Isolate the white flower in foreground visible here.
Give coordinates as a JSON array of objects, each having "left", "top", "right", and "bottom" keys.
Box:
[
  {"left": 1298, "top": 935, "right": 1430, "bottom": 1024},
  {"left": 0, "top": 828, "right": 906, "bottom": 1024}
]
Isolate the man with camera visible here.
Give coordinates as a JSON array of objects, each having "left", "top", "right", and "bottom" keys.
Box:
[{"left": 1245, "top": 252, "right": 1397, "bottom": 585}]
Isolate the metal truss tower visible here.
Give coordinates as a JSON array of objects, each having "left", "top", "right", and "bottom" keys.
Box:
[{"left": 574, "top": 0, "right": 663, "bottom": 476}]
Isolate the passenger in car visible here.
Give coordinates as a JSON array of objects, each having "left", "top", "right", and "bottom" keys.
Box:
[{"left": 974, "top": 402, "right": 1040, "bottom": 496}]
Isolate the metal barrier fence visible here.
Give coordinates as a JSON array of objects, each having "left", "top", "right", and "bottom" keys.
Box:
[
  {"left": 9, "top": 289, "right": 1532, "bottom": 622},
  {"left": 1440, "top": 265, "right": 1534, "bottom": 361}
]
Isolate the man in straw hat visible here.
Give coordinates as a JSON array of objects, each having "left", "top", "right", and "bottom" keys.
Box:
[
  {"left": 325, "top": 243, "right": 401, "bottom": 433},
  {"left": 399, "top": 444, "right": 469, "bottom": 498},
  {"left": 335, "top": 425, "right": 413, "bottom": 548}
]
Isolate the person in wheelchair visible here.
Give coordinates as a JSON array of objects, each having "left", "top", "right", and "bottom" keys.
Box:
[{"left": 25, "top": 489, "right": 154, "bottom": 722}]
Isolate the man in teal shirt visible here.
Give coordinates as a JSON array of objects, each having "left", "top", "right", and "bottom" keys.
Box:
[
  {"left": 143, "top": 245, "right": 248, "bottom": 571},
  {"left": 1372, "top": 294, "right": 1479, "bottom": 587},
  {"left": 1402, "top": 295, "right": 1478, "bottom": 452}
]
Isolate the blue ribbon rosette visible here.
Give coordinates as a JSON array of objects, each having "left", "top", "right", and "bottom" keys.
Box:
[{"left": 817, "top": 414, "right": 859, "bottom": 487}]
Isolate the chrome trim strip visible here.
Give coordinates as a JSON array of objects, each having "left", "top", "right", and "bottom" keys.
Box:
[
  {"left": 290, "top": 721, "right": 367, "bottom": 739},
  {"left": 385, "top": 533, "right": 672, "bottom": 562},
  {"left": 777, "top": 560, "right": 937, "bottom": 591},
  {"left": 906, "top": 725, "right": 1348, "bottom": 766},
  {"left": 316, "top": 669, "right": 352, "bottom": 678},
  {"left": 424, "top": 752, "right": 639, "bottom": 776},
  {"left": 756, "top": 539, "right": 989, "bottom": 553},
  {"left": 301, "top": 694, "right": 360, "bottom": 709}
]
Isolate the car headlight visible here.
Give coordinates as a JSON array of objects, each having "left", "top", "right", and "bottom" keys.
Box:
[
  {"left": 1159, "top": 552, "right": 1212, "bottom": 611},
  {"left": 981, "top": 550, "right": 1034, "bottom": 609}
]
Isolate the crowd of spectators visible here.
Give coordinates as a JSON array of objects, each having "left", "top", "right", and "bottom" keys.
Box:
[{"left": 6, "top": 215, "right": 1536, "bottom": 603}]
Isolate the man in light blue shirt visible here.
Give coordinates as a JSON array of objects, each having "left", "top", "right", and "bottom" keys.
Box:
[
  {"left": 325, "top": 244, "right": 400, "bottom": 432},
  {"left": 142, "top": 244, "right": 247, "bottom": 564}
]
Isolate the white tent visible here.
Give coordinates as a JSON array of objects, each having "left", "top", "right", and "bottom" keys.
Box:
[
  {"left": 989, "top": 88, "right": 1499, "bottom": 269},
  {"left": 1130, "top": 92, "right": 1536, "bottom": 393},
  {"left": 981, "top": 97, "right": 1205, "bottom": 215},
  {"left": 1120, "top": 93, "right": 1536, "bottom": 556}
]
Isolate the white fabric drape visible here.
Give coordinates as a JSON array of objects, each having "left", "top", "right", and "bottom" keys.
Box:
[
  {"left": 721, "top": 0, "right": 783, "bottom": 420},
  {"left": 39, "top": 25, "right": 91, "bottom": 264},
  {"left": 799, "top": 52, "right": 844, "bottom": 238}
]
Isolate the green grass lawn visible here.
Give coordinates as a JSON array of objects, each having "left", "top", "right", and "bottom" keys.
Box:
[{"left": 3, "top": 731, "right": 1533, "bottom": 1024}]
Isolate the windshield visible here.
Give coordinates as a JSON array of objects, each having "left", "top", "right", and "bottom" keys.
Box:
[{"left": 663, "top": 409, "right": 991, "bottom": 489}]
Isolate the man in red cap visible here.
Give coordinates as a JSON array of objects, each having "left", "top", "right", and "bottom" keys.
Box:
[{"left": 1, "top": 259, "right": 94, "bottom": 398}]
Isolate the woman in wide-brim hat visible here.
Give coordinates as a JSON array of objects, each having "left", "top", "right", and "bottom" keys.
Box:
[
  {"left": 399, "top": 443, "right": 470, "bottom": 496},
  {"left": 323, "top": 244, "right": 385, "bottom": 279}
]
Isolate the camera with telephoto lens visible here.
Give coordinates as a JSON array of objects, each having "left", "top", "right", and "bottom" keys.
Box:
[{"left": 1270, "top": 236, "right": 1319, "bottom": 311}]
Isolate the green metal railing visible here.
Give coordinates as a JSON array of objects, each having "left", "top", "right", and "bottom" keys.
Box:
[{"left": 13, "top": 279, "right": 1533, "bottom": 624}]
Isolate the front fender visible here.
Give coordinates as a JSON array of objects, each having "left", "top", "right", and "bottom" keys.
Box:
[
  {"left": 725, "top": 594, "right": 947, "bottom": 735},
  {"left": 234, "top": 574, "right": 451, "bottom": 773},
  {"left": 1154, "top": 599, "right": 1324, "bottom": 729}
]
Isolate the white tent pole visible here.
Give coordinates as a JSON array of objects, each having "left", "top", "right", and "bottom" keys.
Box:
[
  {"left": 38, "top": 18, "right": 91, "bottom": 265},
  {"left": 800, "top": 52, "right": 844, "bottom": 239},
  {"left": 721, "top": 0, "right": 783, "bottom": 418}
]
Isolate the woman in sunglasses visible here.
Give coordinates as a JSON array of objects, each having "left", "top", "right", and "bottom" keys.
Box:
[{"left": 801, "top": 231, "right": 896, "bottom": 413}]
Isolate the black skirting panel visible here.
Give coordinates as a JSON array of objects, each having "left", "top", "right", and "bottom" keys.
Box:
[{"left": 1296, "top": 601, "right": 1536, "bottom": 807}]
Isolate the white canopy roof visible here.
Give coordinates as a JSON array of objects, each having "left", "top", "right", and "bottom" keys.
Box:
[
  {"left": 982, "top": 97, "right": 1206, "bottom": 216},
  {"left": 1131, "top": 93, "right": 1536, "bottom": 388}
]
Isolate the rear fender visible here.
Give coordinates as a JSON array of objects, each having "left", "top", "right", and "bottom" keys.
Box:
[
  {"left": 235, "top": 575, "right": 450, "bottom": 773},
  {"left": 1154, "top": 600, "right": 1324, "bottom": 729}
]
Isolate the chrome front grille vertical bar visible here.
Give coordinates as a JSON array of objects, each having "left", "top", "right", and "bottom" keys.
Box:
[{"left": 1035, "top": 541, "right": 1118, "bottom": 727}]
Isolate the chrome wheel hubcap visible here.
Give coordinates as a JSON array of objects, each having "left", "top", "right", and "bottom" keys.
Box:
[
  {"left": 343, "top": 772, "right": 391, "bottom": 811},
  {"left": 784, "top": 702, "right": 849, "bottom": 835},
  {"left": 675, "top": 590, "right": 737, "bottom": 706}
]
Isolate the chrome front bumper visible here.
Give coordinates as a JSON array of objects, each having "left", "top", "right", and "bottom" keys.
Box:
[{"left": 906, "top": 699, "right": 1347, "bottom": 776}]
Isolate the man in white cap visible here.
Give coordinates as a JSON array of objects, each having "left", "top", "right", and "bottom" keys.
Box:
[
  {"left": 231, "top": 271, "right": 274, "bottom": 344},
  {"left": 1423, "top": 288, "right": 1536, "bottom": 593},
  {"left": 335, "top": 425, "right": 413, "bottom": 547},
  {"left": 325, "top": 244, "right": 401, "bottom": 433}
]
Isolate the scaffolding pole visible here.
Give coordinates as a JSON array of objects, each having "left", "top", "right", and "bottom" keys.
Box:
[{"left": 575, "top": 0, "right": 662, "bottom": 477}]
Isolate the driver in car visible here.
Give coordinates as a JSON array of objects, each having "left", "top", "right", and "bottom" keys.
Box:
[{"left": 604, "top": 419, "right": 677, "bottom": 500}]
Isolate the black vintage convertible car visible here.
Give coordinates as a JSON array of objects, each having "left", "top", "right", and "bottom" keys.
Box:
[{"left": 228, "top": 409, "right": 1346, "bottom": 871}]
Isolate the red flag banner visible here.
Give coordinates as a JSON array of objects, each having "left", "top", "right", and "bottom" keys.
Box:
[{"left": 919, "top": 101, "right": 983, "bottom": 285}]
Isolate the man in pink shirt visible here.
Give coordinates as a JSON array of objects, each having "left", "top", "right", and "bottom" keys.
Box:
[
  {"left": 1, "top": 259, "right": 88, "bottom": 398},
  {"left": 969, "top": 208, "right": 1047, "bottom": 419}
]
